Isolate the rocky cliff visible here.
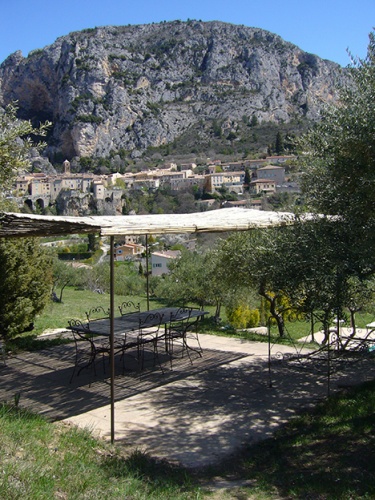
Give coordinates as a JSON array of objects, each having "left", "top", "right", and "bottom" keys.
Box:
[{"left": 0, "top": 20, "right": 344, "bottom": 162}]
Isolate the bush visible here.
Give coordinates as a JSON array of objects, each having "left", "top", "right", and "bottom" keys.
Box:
[
  {"left": 248, "top": 308, "right": 260, "bottom": 327},
  {"left": 0, "top": 238, "right": 52, "bottom": 340},
  {"left": 226, "top": 304, "right": 260, "bottom": 329}
]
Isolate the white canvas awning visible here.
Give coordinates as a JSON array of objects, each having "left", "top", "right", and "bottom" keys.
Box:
[{"left": 0, "top": 208, "right": 297, "bottom": 238}]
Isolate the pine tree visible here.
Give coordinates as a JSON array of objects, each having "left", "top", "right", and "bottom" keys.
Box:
[{"left": 275, "top": 131, "right": 284, "bottom": 155}]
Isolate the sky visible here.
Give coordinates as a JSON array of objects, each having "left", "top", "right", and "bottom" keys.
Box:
[{"left": 0, "top": 0, "right": 373, "bottom": 66}]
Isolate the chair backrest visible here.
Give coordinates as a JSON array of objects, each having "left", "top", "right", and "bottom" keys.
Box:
[
  {"left": 169, "top": 307, "right": 202, "bottom": 333},
  {"left": 139, "top": 312, "right": 165, "bottom": 335},
  {"left": 118, "top": 300, "right": 141, "bottom": 316},
  {"left": 170, "top": 307, "right": 192, "bottom": 323},
  {"left": 85, "top": 305, "right": 110, "bottom": 323},
  {"left": 68, "top": 318, "right": 94, "bottom": 342}
]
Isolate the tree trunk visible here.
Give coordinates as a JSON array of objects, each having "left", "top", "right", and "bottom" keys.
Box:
[{"left": 262, "top": 291, "right": 285, "bottom": 337}]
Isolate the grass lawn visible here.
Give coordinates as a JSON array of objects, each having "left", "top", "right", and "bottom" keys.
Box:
[
  {"left": 1, "top": 379, "right": 374, "bottom": 498},
  {"left": 0, "top": 404, "right": 198, "bottom": 499},
  {"left": 204, "top": 378, "right": 375, "bottom": 499}
]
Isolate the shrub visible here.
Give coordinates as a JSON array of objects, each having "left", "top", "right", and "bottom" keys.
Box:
[{"left": 226, "top": 303, "right": 260, "bottom": 329}]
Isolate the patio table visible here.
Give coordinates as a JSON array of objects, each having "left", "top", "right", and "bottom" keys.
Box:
[{"left": 67, "top": 307, "right": 208, "bottom": 378}]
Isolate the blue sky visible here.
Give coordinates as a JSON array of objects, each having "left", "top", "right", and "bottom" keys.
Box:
[{"left": 0, "top": 0, "right": 373, "bottom": 66}]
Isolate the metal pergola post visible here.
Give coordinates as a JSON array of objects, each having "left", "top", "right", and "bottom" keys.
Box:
[
  {"left": 145, "top": 235, "right": 150, "bottom": 311},
  {"left": 110, "top": 236, "right": 115, "bottom": 443}
]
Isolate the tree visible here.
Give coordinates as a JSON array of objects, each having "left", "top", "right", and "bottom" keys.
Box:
[
  {"left": 218, "top": 229, "right": 296, "bottom": 337},
  {"left": 0, "top": 238, "right": 52, "bottom": 340},
  {"left": 243, "top": 167, "right": 251, "bottom": 191},
  {"left": 87, "top": 233, "right": 99, "bottom": 252},
  {"left": 250, "top": 114, "right": 258, "bottom": 127},
  {"left": 300, "top": 30, "right": 375, "bottom": 279},
  {"left": 345, "top": 276, "right": 375, "bottom": 333},
  {"left": 274, "top": 131, "right": 284, "bottom": 155},
  {"left": 52, "top": 257, "right": 77, "bottom": 303},
  {"left": 155, "top": 248, "right": 227, "bottom": 316},
  {"left": 0, "top": 103, "right": 52, "bottom": 339},
  {"left": 0, "top": 102, "right": 50, "bottom": 191},
  {"left": 218, "top": 218, "right": 357, "bottom": 339}
]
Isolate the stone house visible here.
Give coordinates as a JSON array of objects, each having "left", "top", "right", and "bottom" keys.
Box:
[
  {"left": 250, "top": 179, "right": 276, "bottom": 194},
  {"left": 114, "top": 243, "right": 145, "bottom": 261},
  {"left": 256, "top": 165, "right": 285, "bottom": 186},
  {"left": 204, "top": 171, "right": 245, "bottom": 194}
]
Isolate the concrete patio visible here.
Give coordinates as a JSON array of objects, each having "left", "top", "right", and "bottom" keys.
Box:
[{"left": 1, "top": 332, "right": 375, "bottom": 468}]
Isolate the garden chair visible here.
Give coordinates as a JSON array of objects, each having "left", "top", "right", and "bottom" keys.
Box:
[
  {"left": 136, "top": 312, "right": 166, "bottom": 373},
  {"left": 167, "top": 307, "right": 203, "bottom": 368}
]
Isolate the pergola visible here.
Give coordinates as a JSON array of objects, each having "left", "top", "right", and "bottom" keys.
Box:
[{"left": 0, "top": 207, "right": 297, "bottom": 441}]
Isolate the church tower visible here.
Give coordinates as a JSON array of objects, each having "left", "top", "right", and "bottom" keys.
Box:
[{"left": 63, "top": 159, "right": 71, "bottom": 174}]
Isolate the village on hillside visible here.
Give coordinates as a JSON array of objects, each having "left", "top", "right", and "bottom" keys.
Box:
[{"left": 12, "top": 154, "right": 298, "bottom": 213}]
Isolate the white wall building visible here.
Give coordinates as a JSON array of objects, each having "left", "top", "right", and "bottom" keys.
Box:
[{"left": 151, "top": 250, "right": 180, "bottom": 276}]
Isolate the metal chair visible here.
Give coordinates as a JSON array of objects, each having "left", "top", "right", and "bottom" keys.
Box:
[
  {"left": 69, "top": 306, "right": 111, "bottom": 382},
  {"left": 68, "top": 318, "right": 110, "bottom": 383},
  {"left": 167, "top": 307, "right": 203, "bottom": 368},
  {"left": 116, "top": 300, "right": 141, "bottom": 372},
  {"left": 137, "top": 312, "right": 165, "bottom": 373},
  {"left": 85, "top": 305, "right": 110, "bottom": 323}
]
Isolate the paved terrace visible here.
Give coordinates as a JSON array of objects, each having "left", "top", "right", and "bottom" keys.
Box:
[{"left": 1, "top": 333, "right": 374, "bottom": 468}]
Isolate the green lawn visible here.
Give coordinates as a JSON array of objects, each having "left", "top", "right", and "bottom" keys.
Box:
[
  {"left": 32, "top": 287, "right": 166, "bottom": 334},
  {"left": 0, "top": 404, "right": 198, "bottom": 499}
]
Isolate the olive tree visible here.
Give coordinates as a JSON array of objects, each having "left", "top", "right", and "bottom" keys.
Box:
[
  {"left": 292, "top": 30, "right": 375, "bottom": 334},
  {"left": 219, "top": 220, "right": 346, "bottom": 338},
  {"left": 155, "top": 248, "right": 227, "bottom": 316},
  {"left": 300, "top": 31, "right": 375, "bottom": 279},
  {"left": 0, "top": 102, "right": 50, "bottom": 191},
  {"left": 218, "top": 228, "right": 298, "bottom": 337}
]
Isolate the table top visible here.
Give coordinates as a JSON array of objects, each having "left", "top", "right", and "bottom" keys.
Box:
[{"left": 68, "top": 306, "right": 208, "bottom": 337}]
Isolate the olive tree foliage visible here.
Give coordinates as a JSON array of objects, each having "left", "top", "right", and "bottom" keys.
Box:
[
  {"left": 154, "top": 248, "right": 227, "bottom": 316},
  {"left": 300, "top": 30, "right": 375, "bottom": 279},
  {"left": 218, "top": 218, "right": 365, "bottom": 339},
  {"left": 273, "top": 218, "right": 365, "bottom": 341},
  {"left": 287, "top": 30, "right": 375, "bottom": 337},
  {"left": 218, "top": 228, "right": 297, "bottom": 337},
  {"left": 217, "top": 33, "right": 375, "bottom": 338},
  {"left": 0, "top": 102, "right": 51, "bottom": 192},
  {"left": 78, "top": 262, "right": 145, "bottom": 296},
  {"left": 52, "top": 257, "right": 78, "bottom": 303}
]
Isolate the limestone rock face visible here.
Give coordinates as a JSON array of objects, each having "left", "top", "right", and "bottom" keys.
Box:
[{"left": 0, "top": 21, "right": 344, "bottom": 160}]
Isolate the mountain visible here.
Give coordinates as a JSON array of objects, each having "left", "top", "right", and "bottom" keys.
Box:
[{"left": 0, "top": 20, "right": 344, "bottom": 164}]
